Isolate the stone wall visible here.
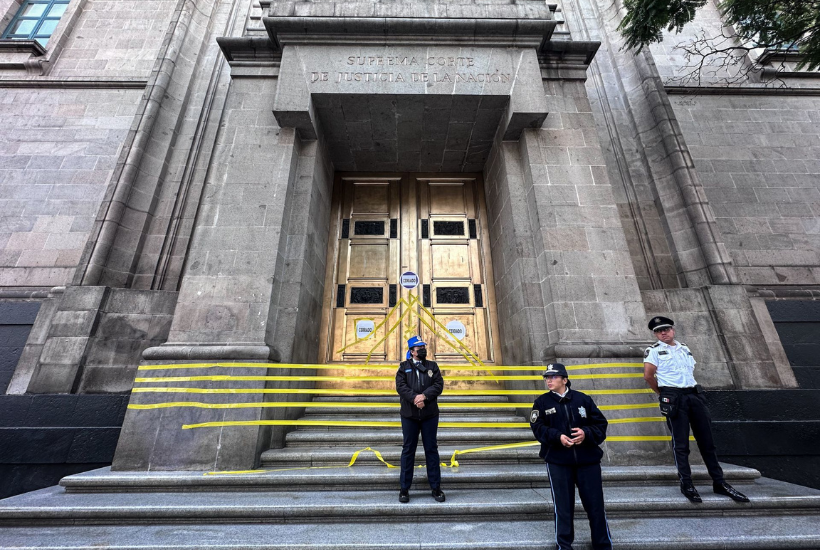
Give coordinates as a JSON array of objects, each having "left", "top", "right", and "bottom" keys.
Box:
[
  {"left": 0, "top": 88, "right": 142, "bottom": 288},
  {"left": 561, "top": 0, "right": 737, "bottom": 291},
  {"left": 0, "top": 393, "right": 128, "bottom": 499},
  {"left": 0, "top": 301, "right": 40, "bottom": 393},
  {"left": 11, "top": 287, "right": 177, "bottom": 394},
  {"left": 161, "top": 76, "right": 293, "bottom": 350},
  {"left": 642, "top": 286, "right": 790, "bottom": 389},
  {"left": 49, "top": 0, "right": 180, "bottom": 79},
  {"left": 0, "top": 0, "right": 184, "bottom": 290},
  {"left": 483, "top": 75, "right": 648, "bottom": 403},
  {"left": 670, "top": 94, "right": 820, "bottom": 287},
  {"left": 527, "top": 80, "right": 646, "bottom": 346}
]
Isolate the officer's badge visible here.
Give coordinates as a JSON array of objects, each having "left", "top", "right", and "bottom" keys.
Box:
[
  {"left": 578, "top": 406, "right": 587, "bottom": 418},
  {"left": 427, "top": 370, "right": 433, "bottom": 377},
  {"left": 654, "top": 317, "right": 661, "bottom": 324},
  {"left": 544, "top": 407, "right": 556, "bottom": 415},
  {"left": 530, "top": 409, "right": 540, "bottom": 423}
]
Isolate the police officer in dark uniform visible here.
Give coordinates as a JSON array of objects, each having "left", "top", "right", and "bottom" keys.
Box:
[
  {"left": 395, "top": 336, "right": 445, "bottom": 503},
  {"left": 644, "top": 316, "right": 749, "bottom": 503},
  {"left": 530, "top": 363, "right": 612, "bottom": 550}
]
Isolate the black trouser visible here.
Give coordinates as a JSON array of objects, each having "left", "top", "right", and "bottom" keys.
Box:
[
  {"left": 400, "top": 414, "right": 441, "bottom": 490},
  {"left": 662, "top": 388, "right": 724, "bottom": 484},
  {"left": 546, "top": 462, "right": 612, "bottom": 550}
]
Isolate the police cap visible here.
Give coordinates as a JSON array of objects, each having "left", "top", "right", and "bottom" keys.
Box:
[
  {"left": 648, "top": 316, "right": 674, "bottom": 332},
  {"left": 543, "top": 363, "right": 569, "bottom": 379},
  {"left": 407, "top": 335, "right": 427, "bottom": 349}
]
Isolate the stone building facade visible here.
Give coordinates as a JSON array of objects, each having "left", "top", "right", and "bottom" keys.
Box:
[{"left": 0, "top": 0, "right": 818, "bottom": 495}]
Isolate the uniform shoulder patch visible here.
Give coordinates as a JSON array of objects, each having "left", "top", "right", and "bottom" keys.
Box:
[
  {"left": 530, "top": 409, "right": 540, "bottom": 423},
  {"left": 644, "top": 348, "right": 651, "bottom": 358},
  {"left": 651, "top": 342, "right": 661, "bottom": 348}
]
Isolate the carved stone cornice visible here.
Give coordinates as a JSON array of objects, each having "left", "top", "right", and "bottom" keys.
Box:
[{"left": 262, "top": 16, "right": 557, "bottom": 51}]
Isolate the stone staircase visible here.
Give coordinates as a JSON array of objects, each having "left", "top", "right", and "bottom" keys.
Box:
[{"left": 2, "top": 390, "right": 820, "bottom": 549}]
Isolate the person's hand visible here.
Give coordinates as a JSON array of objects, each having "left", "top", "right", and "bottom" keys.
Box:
[
  {"left": 560, "top": 434, "right": 574, "bottom": 447},
  {"left": 413, "top": 395, "right": 426, "bottom": 408},
  {"left": 570, "top": 428, "right": 586, "bottom": 445}
]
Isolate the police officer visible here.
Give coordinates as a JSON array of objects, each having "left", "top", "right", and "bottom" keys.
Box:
[
  {"left": 395, "top": 336, "right": 445, "bottom": 503},
  {"left": 530, "top": 363, "right": 612, "bottom": 550},
  {"left": 644, "top": 316, "right": 749, "bottom": 503}
]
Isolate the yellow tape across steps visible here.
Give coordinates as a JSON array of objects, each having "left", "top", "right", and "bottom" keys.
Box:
[
  {"left": 127, "top": 361, "right": 672, "bottom": 457},
  {"left": 205, "top": 437, "right": 694, "bottom": 476},
  {"left": 132, "top": 387, "right": 655, "bottom": 396},
  {"left": 138, "top": 362, "right": 645, "bottom": 371},
  {"left": 134, "top": 373, "right": 645, "bottom": 383},
  {"left": 128, "top": 401, "right": 661, "bottom": 411},
  {"left": 181, "top": 417, "right": 666, "bottom": 430}
]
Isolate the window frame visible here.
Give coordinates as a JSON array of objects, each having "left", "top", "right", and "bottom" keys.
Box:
[{"left": 1, "top": 0, "right": 70, "bottom": 46}]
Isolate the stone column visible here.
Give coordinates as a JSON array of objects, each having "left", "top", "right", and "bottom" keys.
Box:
[
  {"left": 115, "top": 48, "right": 339, "bottom": 468},
  {"left": 143, "top": 78, "right": 297, "bottom": 363},
  {"left": 485, "top": 80, "right": 648, "bottom": 367},
  {"left": 484, "top": 78, "right": 669, "bottom": 463}
]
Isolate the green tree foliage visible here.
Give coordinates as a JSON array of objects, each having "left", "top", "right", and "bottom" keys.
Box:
[{"left": 619, "top": 0, "right": 820, "bottom": 71}]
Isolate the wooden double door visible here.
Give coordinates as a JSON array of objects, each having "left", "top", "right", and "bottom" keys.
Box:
[{"left": 318, "top": 174, "right": 501, "bottom": 366}]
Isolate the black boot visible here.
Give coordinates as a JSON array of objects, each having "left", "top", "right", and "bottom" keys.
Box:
[
  {"left": 399, "top": 489, "right": 410, "bottom": 503},
  {"left": 432, "top": 488, "right": 446, "bottom": 502}
]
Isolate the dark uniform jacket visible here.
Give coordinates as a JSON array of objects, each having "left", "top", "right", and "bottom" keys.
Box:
[
  {"left": 395, "top": 359, "right": 444, "bottom": 420},
  {"left": 530, "top": 389, "right": 608, "bottom": 465}
]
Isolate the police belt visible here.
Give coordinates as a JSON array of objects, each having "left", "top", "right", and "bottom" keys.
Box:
[{"left": 658, "top": 386, "right": 697, "bottom": 395}]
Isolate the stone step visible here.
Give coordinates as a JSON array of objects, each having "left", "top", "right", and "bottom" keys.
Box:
[
  {"left": 295, "top": 414, "right": 526, "bottom": 424},
  {"left": 311, "top": 395, "right": 513, "bottom": 403},
  {"left": 4, "top": 514, "right": 819, "bottom": 550},
  {"left": 282, "top": 426, "right": 670, "bottom": 447},
  {"left": 301, "top": 405, "right": 519, "bottom": 415},
  {"left": 1, "top": 477, "right": 815, "bottom": 527},
  {"left": 300, "top": 408, "right": 650, "bottom": 421},
  {"left": 57, "top": 465, "right": 760, "bottom": 494},
  {"left": 283, "top": 427, "right": 537, "bottom": 446},
  {"left": 260, "top": 444, "right": 544, "bottom": 466}
]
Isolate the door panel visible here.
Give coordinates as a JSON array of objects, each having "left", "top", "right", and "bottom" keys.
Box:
[{"left": 319, "top": 174, "right": 500, "bottom": 369}]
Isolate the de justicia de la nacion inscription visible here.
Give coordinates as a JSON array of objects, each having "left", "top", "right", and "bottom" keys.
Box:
[{"left": 310, "top": 55, "right": 513, "bottom": 84}]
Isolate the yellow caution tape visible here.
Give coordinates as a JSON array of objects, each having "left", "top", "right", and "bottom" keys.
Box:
[
  {"left": 134, "top": 373, "right": 645, "bottom": 383},
  {"left": 447, "top": 441, "right": 540, "bottom": 467},
  {"left": 127, "top": 401, "right": 660, "bottom": 411},
  {"left": 181, "top": 417, "right": 665, "bottom": 430},
  {"left": 204, "top": 447, "right": 400, "bottom": 475},
  {"left": 132, "top": 387, "right": 655, "bottom": 396},
  {"left": 201, "top": 436, "right": 692, "bottom": 476},
  {"left": 137, "top": 361, "right": 644, "bottom": 372},
  {"left": 347, "top": 446, "right": 398, "bottom": 468}
]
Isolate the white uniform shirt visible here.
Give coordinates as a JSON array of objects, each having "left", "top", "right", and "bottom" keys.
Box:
[{"left": 644, "top": 340, "right": 697, "bottom": 388}]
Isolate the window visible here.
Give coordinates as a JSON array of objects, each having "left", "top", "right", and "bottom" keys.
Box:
[{"left": 2, "top": 0, "right": 70, "bottom": 46}]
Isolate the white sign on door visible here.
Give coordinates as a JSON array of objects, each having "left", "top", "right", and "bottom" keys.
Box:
[
  {"left": 400, "top": 271, "right": 419, "bottom": 289},
  {"left": 446, "top": 320, "right": 466, "bottom": 341},
  {"left": 356, "top": 320, "right": 375, "bottom": 340}
]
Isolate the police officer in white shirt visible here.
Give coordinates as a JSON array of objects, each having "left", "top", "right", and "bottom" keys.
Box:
[{"left": 644, "top": 316, "right": 749, "bottom": 504}]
